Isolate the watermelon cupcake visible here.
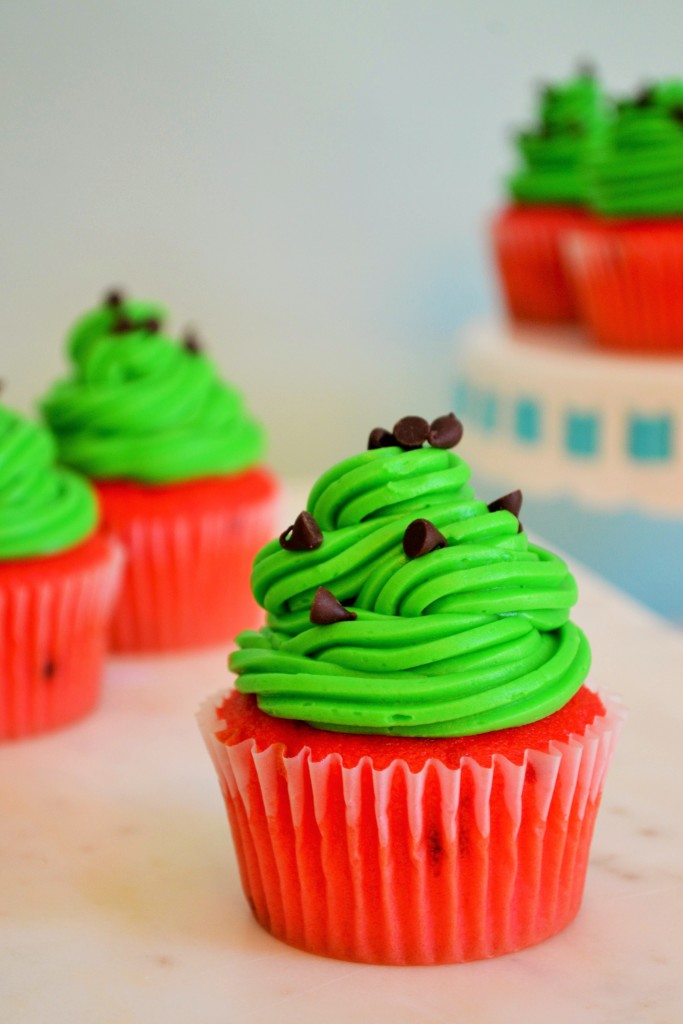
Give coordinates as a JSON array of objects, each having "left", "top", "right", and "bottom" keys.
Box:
[
  {"left": 199, "top": 413, "right": 624, "bottom": 965},
  {"left": 0, "top": 399, "right": 120, "bottom": 740},
  {"left": 40, "top": 291, "right": 279, "bottom": 653},
  {"left": 566, "top": 80, "right": 683, "bottom": 352},
  {"left": 492, "top": 67, "right": 608, "bottom": 323}
]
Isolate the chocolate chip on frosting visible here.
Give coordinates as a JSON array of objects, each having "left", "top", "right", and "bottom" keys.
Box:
[
  {"left": 403, "top": 519, "right": 447, "bottom": 559},
  {"left": 280, "top": 511, "right": 323, "bottom": 552},
  {"left": 182, "top": 330, "right": 203, "bottom": 355},
  {"left": 632, "top": 85, "right": 654, "bottom": 108},
  {"left": 393, "top": 416, "right": 430, "bottom": 450},
  {"left": 143, "top": 318, "right": 161, "bottom": 334},
  {"left": 428, "top": 413, "right": 464, "bottom": 449},
  {"left": 367, "top": 427, "right": 396, "bottom": 450},
  {"left": 310, "top": 587, "right": 357, "bottom": 625},
  {"left": 103, "top": 289, "right": 124, "bottom": 309},
  {"left": 111, "top": 316, "right": 134, "bottom": 334},
  {"left": 487, "top": 489, "right": 523, "bottom": 518}
]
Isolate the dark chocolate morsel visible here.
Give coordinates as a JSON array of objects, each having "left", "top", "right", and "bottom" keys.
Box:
[
  {"left": 111, "top": 316, "right": 134, "bottom": 334},
  {"left": 368, "top": 427, "right": 396, "bottom": 450},
  {"left": 487, "top": 489, "right": 523, "bottom": 518},
  {"left": 182, "top": 330, "right": 202, "bottom": 355},
  {"left": 517, "top": 519, "right": 524, "bottom": 534},
  {"left": 393, "top": 416, "right": 430, "bottom": 450},
  {"left": 143, "top": 318, "right": 161, "bottom": 333},
  {"left": 279, "top": 511, "right": 323, "bottom": 552},
  {"left": 310, "top": 587, "right": 357, "bottom": 626},
  {"left": 632, "top": 85, "right": 654, "bottom": 108},
  {"left": 403, "top": 519, "right": 447, "bottom": 559},
  {"left": 428, "top": 412, "right": 464, "bottom": 449},
  {"left": 103, "top": 289, "right": 124, "bottom": 308},
  {"left": 670, "top": 105, "right": 683, "bottom": 126},
  {"left": 42, "top": 659, "right": 57, "bottom": 680}
]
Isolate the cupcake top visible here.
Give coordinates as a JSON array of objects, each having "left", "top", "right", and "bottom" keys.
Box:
[
  {"left": 587, "top": 79, "right": 683, "bottom": 217},
  {"left": 0, "top": 398, "right": 97, "bottom": 559},
  {"left": 508, "top": 67, "right": 608, "bottom": 206},
  {"left": 41, "top": 291, "right": 267, "bottom": 484},
  {"left": 230, "top": 414, "right": 591, "bottom": 737}
]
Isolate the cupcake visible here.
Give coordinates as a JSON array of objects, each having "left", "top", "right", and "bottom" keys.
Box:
[
  {"left": 41, "top": 291, "right": 279, "bottom": 653},
  {"left": 492, "top": 67, "right": 608, "bottom": 323},
  {"left": 199, "top": 414, "right": 624, "bottom": 965},
  {"left": 0, "top": 399, "right": 120, "bottom": 740},
  {"left": 566, "top": 80, "right": 683, "bottom": 352}
]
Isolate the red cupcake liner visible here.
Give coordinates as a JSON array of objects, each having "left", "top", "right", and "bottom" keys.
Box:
[
  {"left": 491, "top": 205, "right": 588, "bottom": 324},
  {"left": 199, "top": 688, "right": 624, "bottom": 965},
  {"left": 0, "top": 533, "right": 122, "bottom": 741},
  {"left": 565, "top": 219, "right": 683, "bottom": 353},
  {"left": 96, "top": 469, "right": 279, "bottom": 653}
]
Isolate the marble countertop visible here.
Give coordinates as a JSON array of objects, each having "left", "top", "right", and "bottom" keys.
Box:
[{"left": 2, "top": 486, "right": 683, "bottom": 1023}]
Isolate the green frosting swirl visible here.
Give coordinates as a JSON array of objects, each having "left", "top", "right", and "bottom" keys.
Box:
[
  {"left": 231, "top": 444, "right": 590, "bottom": 737},
  {"left": 41, "top": 295, "right": 267, "bottom": 484},
  {"left": 0, "top": 402, "right": 97, "bottom": 559},
  {"left": 508, "top": 70, "right": 608, "bottom": 205},
  {"left": 587, "top": 80, "right": 683, "bottom": 216}
]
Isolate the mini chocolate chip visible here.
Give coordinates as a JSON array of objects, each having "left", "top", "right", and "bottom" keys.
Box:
[
  {"left": 279, "top": 511, "right": 323, "bottom": 552},
  {"left": 310, "top": 587, "right": 357, "bottom": 626},
  {"left": 143, "top": 318, "right": 161, "bottom": 333},
  {"left": 42, "top": 659, "right": 57, "bottom": 680},
  {"left": 428, "top": 412, "right": 463, "bottom": 449},
  {"left": 103, "top": 289, "right": 124, "bottom": 308},
  {"left": 670, "top": 105, "right": 683, "bottom": 126},
  {"left": 111, "top": 316, "right": 134, "bottom": 334},
  {"left": 393, "top": 416, "right": 430, "bottom": 450},
  {"left": 182, "top": 330, "right": 202, "bottom": 355},
  {"left": 368, "top": 427, "right": 396, "bottom": 450},
  {"left": 632, "top": 85, "right": 654, "bottom": 108},
  {"left": 487, "top": 489, "right": 523, "bottom": 518},
  {"left": 403, "top": 519, "right": 447, "bottom": 559}
]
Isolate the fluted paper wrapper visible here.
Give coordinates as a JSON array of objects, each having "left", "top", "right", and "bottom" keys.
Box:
[
  {"left": 97, "top": 473, "right": 279, "bottom": 653},
  {"left": 0, "top": 536, "right": 122, "bottom": 741},
  {"left": 565, "top": 220, "right": 683, "bottom": 353},
  {"left": 199, "top": 690, "right": 624, "bottom": 965},
  {"left": 492, "top": 205, "right": 586, "bottom": 324}
]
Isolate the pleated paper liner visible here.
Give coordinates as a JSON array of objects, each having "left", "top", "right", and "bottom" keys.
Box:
[
  {"left": 0, "top": 533, "right": 122, "bottom": 741},
  {"left": 565, "top": 218, "right": 683, "bottom": 353},
  {"left": 491, "top": 205, "right": 588, "bottom": 324},
  {"left": 199, "top": 687, "right": 624, "bottom": 965},
  {"left": 95, "top": 468, "right": 279, "bottom": 653}
]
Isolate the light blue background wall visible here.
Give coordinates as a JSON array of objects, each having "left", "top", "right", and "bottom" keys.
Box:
[{"left": 2, "top": 1, "right": 682, "bottom": 474}]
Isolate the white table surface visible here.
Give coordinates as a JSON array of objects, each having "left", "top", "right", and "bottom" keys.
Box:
[{"left": 2, "top": 482, "right": 683, "bottom": 1024}]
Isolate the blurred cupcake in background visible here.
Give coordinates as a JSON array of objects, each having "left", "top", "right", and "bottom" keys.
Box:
[
  {"left": 41, "top": 291, "right": 279, "bottom": 654},
  {"left": 492, "top": 66, "right": 608, "bottom": 324},
  {"left": 566, "top": 80, "right": 683, "bottom": 353},
  {"left": 0, "top": 398, "right": 120, "bottom": 740}
]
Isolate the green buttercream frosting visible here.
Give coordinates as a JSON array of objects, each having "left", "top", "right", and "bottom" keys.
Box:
[
  {"left": 41, "top": 295, "right": 267, "bottom": 484},
  {"left": 0, "top": 402, "right": 97, "bottom": 559},
  {"left": 230, "top": 442, "right": 591, "bottom": 737},
  {"left": 587, "top": 80, "right": 683, "bottom": 216},
  {"left": 508, "top": 69, "right": 608, "bottom": 205}
]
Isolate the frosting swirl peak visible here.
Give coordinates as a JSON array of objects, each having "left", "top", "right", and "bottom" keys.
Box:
[
  {"left": 508, "top": 69, "right": 608, "bottom": 206},
  {"left": 231, "top": 428, "right": 590, "bottom": 737},
  {"left": 587, "top": 79, "right": 683, "bottom": 216},
  {"left": 41, "top": 293, "right": 267, "bottom": 484},
  {"left": 0, "top": 402, "right": 97, "bottom": 559}
]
